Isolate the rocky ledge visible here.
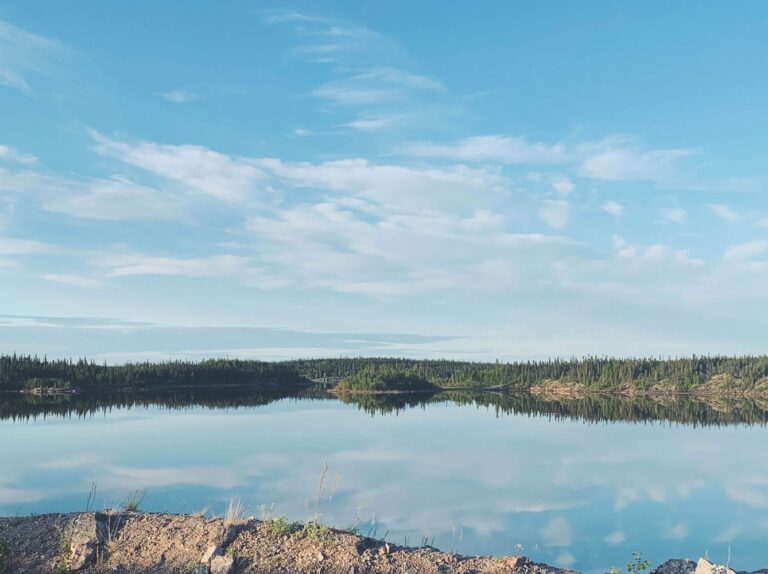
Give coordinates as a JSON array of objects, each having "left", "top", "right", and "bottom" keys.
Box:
[
  {"left": 1, "top": 513, "right": 765, "bottom": 574},
  {"left": 0, "top": 512, "right": 572, "bottom": 574},
  {"left": 652, "top": 558, "right": 768, "bottom": 574}
]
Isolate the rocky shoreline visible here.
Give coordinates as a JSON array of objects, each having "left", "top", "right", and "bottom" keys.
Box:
[{"left": 0, "top": 512, "right": 764, "bottom": 574}]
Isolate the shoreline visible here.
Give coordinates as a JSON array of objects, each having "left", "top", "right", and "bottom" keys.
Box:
[
  {"left": 0, "top": 511, "right": 571, "bottom": 574},
  {"left": 0, "top": 512, "right": 760, "bottom": 574}
]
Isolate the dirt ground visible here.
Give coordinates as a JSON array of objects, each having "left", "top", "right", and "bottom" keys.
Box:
[{"left": 0, "top": 512, "right": 574, "bottom": 574}]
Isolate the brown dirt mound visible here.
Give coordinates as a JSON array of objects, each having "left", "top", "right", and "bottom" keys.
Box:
[{"left": 0, "top": 512, "right": 574, "bottom": 574}]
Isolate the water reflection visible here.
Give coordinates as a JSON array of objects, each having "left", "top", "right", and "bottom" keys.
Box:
[
  {"left": 4, "top": 389, "right": 768, "bottom": 427},
  {"left": 2, "top": 391, "right": 768, "bottom": 572}
]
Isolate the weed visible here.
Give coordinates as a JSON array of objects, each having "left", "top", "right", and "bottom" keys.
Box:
[
  {"left": 85, "top": 482, "right": 98, "bottom": 512},
  {"left": 269, "top": 517, "right": 303, "bottom": 537},
  {"left": 302, "top": 521, "right": 330, "bottom": 542},
  {"left": 192, "top": 506, "right": 210, "bottom": 518},
  {"left": 225, "top": 498, "right": 248, "bottom": 526},
  {"left": 121, "top": 489, "right": 146, "bottom": 512},
  {"left": 609, "top": 551, "right": 651, "bottom": 574}
]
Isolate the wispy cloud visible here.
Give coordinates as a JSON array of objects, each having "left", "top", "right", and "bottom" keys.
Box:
[
  {"left": 0, "top": 19, "right": 65, "bottom": 94},
  {"left": 601, "top": 201, "right": 625, "bottom": 216},
  {"left": 105, "top": 253, "right": 251, "bottom": 278},
  {"left": 92, "top": 132, "right": 265, "bottom": 202},
  {"left": 38, "top": 273, "right": 104, "bottom": 288},
  {"left": 157, "top": 88, "right": 199, "bottom": 104},
  {"left": 658, "top": 207, "right": 687, "bottom": 224},
  {"left": 404, "top": 135, "right": 566, "bottom": 164},
  {"left": 0, "top": 144, "right": 37, "bottom": 164},
  {"left": 709, "top": 203, "right": 738, "bottom": 222}
]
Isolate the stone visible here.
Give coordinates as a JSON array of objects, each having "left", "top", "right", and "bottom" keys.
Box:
[
  {"left": 201, "top": 545, "right": 223, "bottom": 563},
  {"left": 210, "top": 554, "right": 235, "bottom": 574},
  {"left": 694, "top": 558, "right": 737, "bottom": 574},
  {"left": 651, "top": 559, "right": 697, "bottom": 574},
  {"left": 69, "top": 541, "right": 98, "bottom": 571}
]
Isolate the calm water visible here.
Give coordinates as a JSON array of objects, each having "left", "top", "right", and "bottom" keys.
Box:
[{"left": 2, "top": 391, "right": 768, "bottom": 573}]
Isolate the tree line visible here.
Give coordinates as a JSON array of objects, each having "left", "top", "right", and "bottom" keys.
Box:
[{"left": 3, "top": 354, "right": 768, "bottom": 393}]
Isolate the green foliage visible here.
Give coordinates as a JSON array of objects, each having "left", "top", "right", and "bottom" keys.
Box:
[
  {"left": 288, "top": 355, "right": 768, "bottom": 393},
  {"left": 335, "top": 365, "right": 440, "bottom": 392},
  {"left": 610, "top": 551, "right": 651, "bottom": 574},
  {"left": 0, "top": 355, "right": 310, "bottom": 392},
  {"left": 268, "top": 517, "right": 303, "bottom": 536},
  {"left": 301, "top": 521, "right": 330, "bottom": 542},
  {"left": 24, "top": 378, "right": 71, "bottom": 390}
]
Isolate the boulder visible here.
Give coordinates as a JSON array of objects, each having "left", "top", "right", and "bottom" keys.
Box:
[
  {"left": 652, "top": 559, "right": 697, "bottom": 574},
  {"left": 201, "top": 545, "right": 223, "bottom": 563},
  {"left": 694, "top": 558, "right": 737, "bottom": 574},
  {"left": 210, "top": 554, "right": 235, "bottom": 574},
  {"left": 68, "top": 541, "right": 97, "bottom": 571}
]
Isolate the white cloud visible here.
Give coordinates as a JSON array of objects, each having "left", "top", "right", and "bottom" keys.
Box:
[
  {"left": 601, "top": 201, "right": 625, "bottom": 216},
  {"left": 38, "top": 273, "right": 104, "bottom": 288},
  {"left": 709, "top": 203, "right": 738, "bottom": 222},
  {"left": 539, "top": 200, "right": 570, "bottom": 229},
  {"left": 256, "top": 157, "right": 509, "bottom": 211},
  {"left": 313, "top": 67, "right": 443, "bottom": 106},
  {"left": 0, "top": 144, "right": 37, "bottom": 164},
  {"left": 0, "top": 237, "right": 51, "bottom": 255},
  {"left": 92, "top": 132, "right": 265, "bottom": 202},
  {"left": 157, "top": 88, "right": 199, "bottom": 104},
  {"left": 662, "top": 522, "right": 689, "bottom": 540},
  {"left": 106, "top": 254, "right": 251, "bottom": 278},
  {"left": 404, "top": 135, "right": 566, "bottom": 164},
  {"left": 550, "top": 175, "right": 574, "bottom": 195},
  {"left": 604, "top": 530, "right": 626, "bottom": 545},
  {"left": 723, "top": 240, "right": 768, "bottom": 261},
  {"left": 581, "top": 146, "right": 696, "bottom": 182},
  {"left": 344, "top": 115, "right": 404, "bottom": 131},
  {"left": 658, "top": 207, "right": 687, "bottom": 224},
  {"left": 42, "top": 176, "right": 184, "bottom": 221}
]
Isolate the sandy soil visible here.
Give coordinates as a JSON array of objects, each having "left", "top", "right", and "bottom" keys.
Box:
[{"left": 0, "top": 512, "right": 574, "bottom": 574}]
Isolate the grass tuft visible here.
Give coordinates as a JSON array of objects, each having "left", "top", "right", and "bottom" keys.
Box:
[
  {"left": 121, "top": 489, "right": 146, "bottom": 512},
  {"left": 225, "top": 497, "right": 248, "bottom": 526}
]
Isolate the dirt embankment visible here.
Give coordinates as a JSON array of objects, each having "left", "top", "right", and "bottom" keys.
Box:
[{"left": 0, "top": 512, "right": 573, "bottom": 574}]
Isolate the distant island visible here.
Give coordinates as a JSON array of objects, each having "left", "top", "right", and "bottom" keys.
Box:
[{"left": 2, "top": 354, "right": 768, "bottom": 395}]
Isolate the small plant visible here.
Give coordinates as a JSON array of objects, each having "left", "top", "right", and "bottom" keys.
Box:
[
  {"left": 225, "top": 497, "right": 248, "bottom": 526},
  {"left": 269, "top": 517, "right": 303, "bottom": 537},
  {"left": 627, "top": 551, "right": 651, "bottom": 574},
  {"left": 610, "top": 551, "right": 651, "bottom": 574},
  {"left": 192, "top": 506, "right": 210, "bottom": 518},
  {"left": 302, "top": 521, "right": 330, "bottom": 542},
  {"left": 121, "top": 489, "right": 146, "bottom": 512}
]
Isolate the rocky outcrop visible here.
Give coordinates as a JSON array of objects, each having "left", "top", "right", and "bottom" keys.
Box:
[{"left": 0, "top": 512, "right": 574, "bottom": 574}]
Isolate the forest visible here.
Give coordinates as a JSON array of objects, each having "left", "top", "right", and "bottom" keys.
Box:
[
  {"left": 2, "top": 354, "right": 768, "bottom": 394},
  {"left": 284, "top": 355, "right": 768, "bottom": 393},
  {"left": 0, "top": 355, "right": 309, "bottom": 392}
]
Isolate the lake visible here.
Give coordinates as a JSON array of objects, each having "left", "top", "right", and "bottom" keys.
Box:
[{"left": 2, "top": 391, "right": 767, "bottom": 573}]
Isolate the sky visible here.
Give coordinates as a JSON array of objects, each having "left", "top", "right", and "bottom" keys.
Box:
[{"left": 1, "top": 1, "right": 768, "bottom": 361}]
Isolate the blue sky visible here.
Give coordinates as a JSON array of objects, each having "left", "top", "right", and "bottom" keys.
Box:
[{"left": 1, "top": 1, "right": 768, "bottom": 361}]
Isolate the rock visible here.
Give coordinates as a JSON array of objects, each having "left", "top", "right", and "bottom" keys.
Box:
[
  {"left": 69, "top": 541, "right": 98, "bottom": 571},
  {"left": 210, "top": 554, "right": 235, "bottom": 574},
  {"left": 652, "top": 559, "right": 697, "bottom": 574},
  {"left": 201, "top": 545, "right": 223, "bottom": 563},
  {"left": 694, "top": 558, "right": 737, "bottom": 574},
  {"left": 190, "top": 566, "right": 209, "bottom": 574},
  {"left": 316, "top": 551, "right": 326, "bottom": 561}
]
